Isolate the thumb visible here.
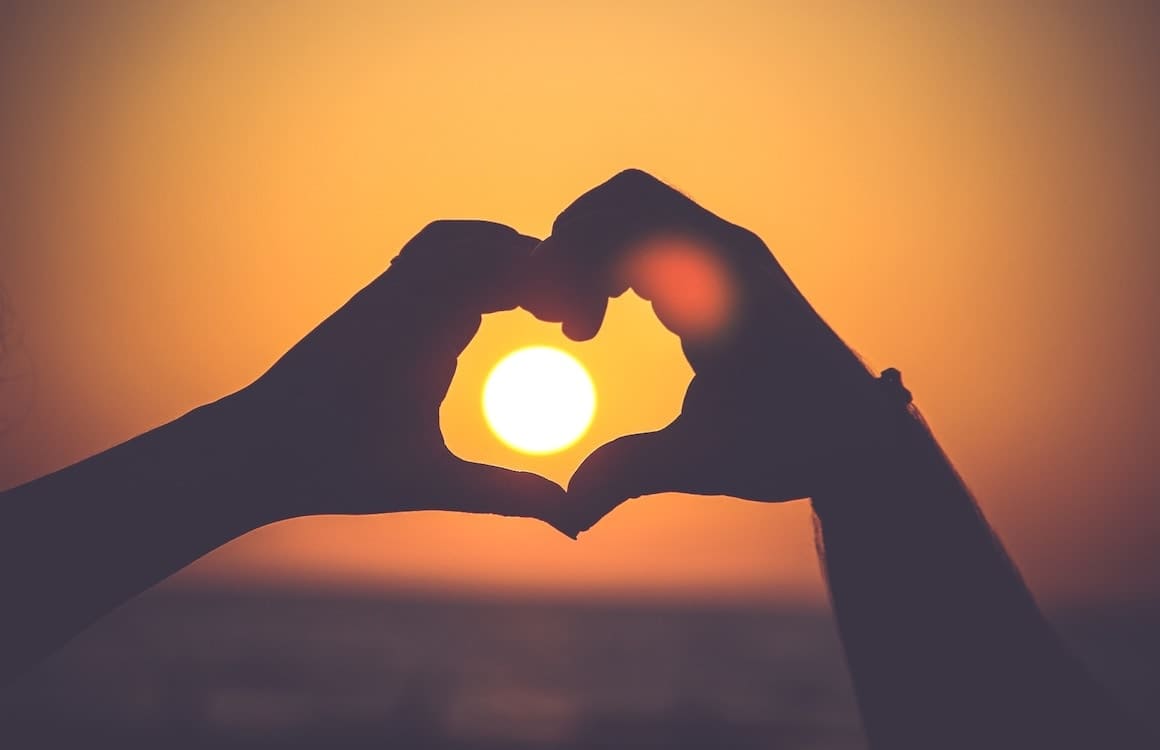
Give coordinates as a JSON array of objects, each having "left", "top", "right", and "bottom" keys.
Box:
[
  {"left": 566, "top": 425, "right": 693, "bottom": 535},
  {"left": 436, "top": 459, "right": 576, "bottom": 538}
]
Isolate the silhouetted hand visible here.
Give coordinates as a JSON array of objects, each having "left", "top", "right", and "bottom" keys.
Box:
[
  {"left": 236, "top": 220, "right": 570, "bottom": 528},
  {"left": 527, "top": 170, "right": 887, "bottom": 533}
]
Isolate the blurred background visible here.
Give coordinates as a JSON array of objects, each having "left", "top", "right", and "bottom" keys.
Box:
[{"left": 1, "top": 1, "right": 1157, "bottom": 747}]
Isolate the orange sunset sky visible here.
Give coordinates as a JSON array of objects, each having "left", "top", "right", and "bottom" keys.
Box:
[{"left": 1, "top": 2, "right": 1157, "bottom": 605}]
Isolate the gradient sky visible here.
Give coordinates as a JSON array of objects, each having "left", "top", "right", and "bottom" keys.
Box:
[{"left": 1, "top": 2, "right": 1157, "bottom": 605}]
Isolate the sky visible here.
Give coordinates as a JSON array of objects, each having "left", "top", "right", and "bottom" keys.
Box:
[{"left": 1, "top": 1, "right": 1158, "bottom": 605}]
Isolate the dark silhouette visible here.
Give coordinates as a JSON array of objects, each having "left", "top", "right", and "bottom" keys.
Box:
[
  {"left": 0, "top": 220, "right": 570, "bottom": 678},
  {"left": 527, "top": 170, "right": 1154, "bottom": 748},
  {"left": 0, "top": 170, "right": 1153, "bottom": 749}
]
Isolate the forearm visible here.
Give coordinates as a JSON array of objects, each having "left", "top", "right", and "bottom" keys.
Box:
[
  {"left": 0, "top": 392, "right": 287, "bottom": 680},
  {"left": 812, "top": 404, "right": 1143, "bottom": 748}
]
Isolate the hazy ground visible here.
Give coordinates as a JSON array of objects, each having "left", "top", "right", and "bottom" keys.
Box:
[{"left": 1, "top": 588, "right": 1155, "bottom": 749}]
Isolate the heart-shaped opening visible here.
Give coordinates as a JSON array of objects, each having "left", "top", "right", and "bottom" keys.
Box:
[{"left": 440, "top": 291, "right": 693, "bottom": 487}]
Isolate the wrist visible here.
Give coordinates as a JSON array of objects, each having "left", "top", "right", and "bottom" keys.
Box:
[
  {"left": 807, "top": 370, "right": 930, "bottom": 519},
  {"left": 194, "top": 389, "right": 311, "bottom": 529}
]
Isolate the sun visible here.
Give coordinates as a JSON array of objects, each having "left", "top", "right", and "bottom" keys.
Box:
[{"left": 482, "top": 346, "right": 597, "bottom": 455}]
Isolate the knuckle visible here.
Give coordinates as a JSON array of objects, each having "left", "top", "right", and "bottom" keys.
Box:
[
  {"left": 608, "top": 167, "right": 652, "bottom": 184},
  {"left": 401, "top": 221, "right": 521, "bottom": 270},
  {"left": 412, "top": 219, "right": 464, "bottom": 245},
  {"left": 412, "top": 219, "right": 512, "bottom": 245},
  {"left": 606, "top": 168, "right": 680, "bottom": 202}
]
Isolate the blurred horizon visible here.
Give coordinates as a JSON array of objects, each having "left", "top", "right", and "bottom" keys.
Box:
[{"left": 3, "top": 585, "right": 1157, "bottom": 750}]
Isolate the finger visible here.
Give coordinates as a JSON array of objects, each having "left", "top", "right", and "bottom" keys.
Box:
[
  {"left": 387, "top": 220, "right": 541, "bottom": 317},
  {"left": 565, "top": 425, "right": 698, "bottom": 535},
  {"left": 525, "top": 235, "right": 609, "bottom": 341},
  {"left": 525, "top": 169, "right": 705, "bottom": 336},
  {"left": 362, "top": 220, "right": 543, "bottom": 369},
  {"left": 435, "top": 459, "right": 577, "bottom": 539}
]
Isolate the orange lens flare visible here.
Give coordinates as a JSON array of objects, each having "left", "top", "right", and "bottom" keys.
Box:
[{"left": 620, "top": 235, "right": 734, "bottom": 340}]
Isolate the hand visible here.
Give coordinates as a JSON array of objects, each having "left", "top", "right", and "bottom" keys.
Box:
[
  {"left": 526, "top": 170, "right": 889, "bottom": 533},
  {"left": 233, "top": 220, "right": 571, "bottom": 531}
]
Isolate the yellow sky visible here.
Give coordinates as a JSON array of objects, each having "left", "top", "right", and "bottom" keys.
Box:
[{"left": 1, "top": 2, "right": 1158, "bottom": 604}]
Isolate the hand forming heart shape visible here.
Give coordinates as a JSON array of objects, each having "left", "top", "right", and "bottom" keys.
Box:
[
  {"left": 236, "top": 220, "right": 573, "bottom": 529},
  {"left": 525, "top": 170, "right": 887, "bottom": 534},
  {"left": 238, "top": 169, "right": 886, "bottom": 538}
]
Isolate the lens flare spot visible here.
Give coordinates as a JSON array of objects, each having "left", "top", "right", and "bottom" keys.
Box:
[{"left": 621, "top": 235, "right": 734, "bottom": 339}]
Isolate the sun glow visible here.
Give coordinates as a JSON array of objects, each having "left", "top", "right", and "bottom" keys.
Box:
[{"left": 482, "top": 346, "right": 597, "bottom": 455}]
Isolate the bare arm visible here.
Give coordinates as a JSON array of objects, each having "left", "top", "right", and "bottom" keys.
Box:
[
  {"left": 0, "top": 395, "right": 281, "bottom": 678},
  {"left": 533, "top": 169, "right": 1152, "bottom": 749},
  {"left": 813, "top": 398, "right": 1146, "bottom": 748},
  {"left": 0, "top": 221, "right": 570, "bottom": 682}
]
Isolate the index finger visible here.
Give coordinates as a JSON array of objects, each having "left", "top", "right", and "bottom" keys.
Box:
[{"left": 387, "top": 219, "right": 542, "bottom": 317}]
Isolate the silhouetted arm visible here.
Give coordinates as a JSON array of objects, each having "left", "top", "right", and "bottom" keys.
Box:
[
  {"left": 530, "top": 169, "right": 1153, "bottom": 750},
  {"left": 812, "top": 397, "right": 1147, "bottom": 749},
  {"left": 0, "top": 221, "right": 569, "bottom": 683},
  {"left": 0, "top": 395, "right": 281, "bottom": 679}
]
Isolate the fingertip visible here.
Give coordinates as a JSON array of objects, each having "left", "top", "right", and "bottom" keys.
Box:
[
  {"left": 524, "top": 235, "right": 615, "bottom": 337},
  {"left": 522, "top": 237, "right": 571, "bottom": 323},
  {"left": 561, "top": 319, "right": 593, "bottom": 341},
  {"left": 561, "top": 299, "right": 607, "bottom": 341},
  {"left": 565, "top": 428, "right": 687, "bottom": 532},
  {"left": 565, "top": 465, "right": 629, "bottom": 535},
  {"left": 570, "top": 492, "right": 627, "bottom": 535},
  {"left": 446, "top": 461, "right": 572, "bottom": 523},
  {"left": 549, "top": 521, "right": 581, "bottom": 541},
  {"left": 513, "top": 471, "right": 588, "bottom": 535}
]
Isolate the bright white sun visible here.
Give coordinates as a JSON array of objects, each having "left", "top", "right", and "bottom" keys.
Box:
[{"left": 482, "top": 346, "right": 597, "bottom": 455}]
